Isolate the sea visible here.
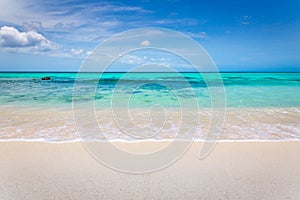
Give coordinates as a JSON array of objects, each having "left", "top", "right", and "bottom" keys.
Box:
[{"left": 0, "top": 72, "right": 299, "bottom": 142}]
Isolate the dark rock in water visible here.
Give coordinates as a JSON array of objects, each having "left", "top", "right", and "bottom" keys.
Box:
[{"left": 41, "top": 76, "right": 51, "bottom": 80}]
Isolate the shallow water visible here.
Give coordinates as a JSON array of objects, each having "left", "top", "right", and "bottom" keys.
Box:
[
  {"left": 0, "top": 72, "right": 299, "bottom": 142},
  {"left": 0, "top": 72, "right": 299, "bottom": 107}
]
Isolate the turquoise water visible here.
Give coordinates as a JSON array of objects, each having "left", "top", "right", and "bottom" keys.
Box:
[
  {"left": 0, "top": 72, "right": 299, "bottom": 107},
  {"left": 0, "top": 72, "right": 299, "bottom": 141}
]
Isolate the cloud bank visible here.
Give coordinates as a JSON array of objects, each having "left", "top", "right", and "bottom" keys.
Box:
[
  {"left": 0, "top": 26, "right": 57, "bottom": 50},
  {"left": 0, "top": 26, "right": 90, "bottom": 58}
]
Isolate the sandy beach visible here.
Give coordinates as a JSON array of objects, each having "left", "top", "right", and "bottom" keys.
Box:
[
  {"left": 1, "top": 141, "right": 300, "bottom": 199},
  {"left": 0, "top": 0, "right": 299, "bottom": 198}
]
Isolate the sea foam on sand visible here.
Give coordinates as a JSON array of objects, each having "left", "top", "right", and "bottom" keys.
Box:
[{"left": 0, "top": 105, "right": 299, "bottom": 142}]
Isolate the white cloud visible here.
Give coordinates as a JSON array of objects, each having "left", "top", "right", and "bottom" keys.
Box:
[
  {"left": 119, "top": 54, "right": 144, "bottom": 65},
  {"left": 198, "top": 32, "right": 208, "bottom": 38},
  {"left": 0, "top": 0, "right": 82, "bottom": 29},
  {"left": 86, "top": 51, "right": 93, "bottom": 55},
  {"left": 0, "top": 0, "right": 205, "bottom": 60},
  {"left": 49, "top": 48, "right": 91, "bottom": 58},
  {"left": 186, "top": 31, "right": 208, "bottom": 39},
  {"left": 118, "top": 53, "right": 193, "bottom": 69},
  {"left": 0, "top": 26, "right": 57, "bottom": 50},
  {"left": 0, "top": 26, "right": 94, "bottom": 58},
  {"left": 155, "top": 18, "right": 202, "bottom": 26},
  {"left": 89, "top": 4, "right": 149, "bottom": 13},
  {"left": 0, "top": 0, "right": 150, "bottom": 43},
  {"left": 240, "top": 16, "right": 253, "bottom": 25},
  {"left": 70, "top": 48, "right": 84, "bottom": 56},
  {"left": 140, "top": 40, "right": 150, "bottom": 46}
]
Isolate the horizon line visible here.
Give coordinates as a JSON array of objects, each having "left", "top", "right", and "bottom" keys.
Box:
[{"left": 0, "top": 71, "right": 299, "bottom": 73}]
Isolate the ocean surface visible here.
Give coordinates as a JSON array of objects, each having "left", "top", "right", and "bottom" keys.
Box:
[{"left": 0, "top": 72, "right": 299, "bottom": 142}]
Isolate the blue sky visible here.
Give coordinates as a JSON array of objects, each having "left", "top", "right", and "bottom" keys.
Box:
[{"left": 0, "top": 0, "right": 299, "bottom": 72}]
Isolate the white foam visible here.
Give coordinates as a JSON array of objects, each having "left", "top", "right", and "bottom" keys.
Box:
[
  {"left": 1, "top": 138, "right": 300, "bottom": 144},
  {"left": 1, "top": 106, "right": 299, "bottom": 143}
]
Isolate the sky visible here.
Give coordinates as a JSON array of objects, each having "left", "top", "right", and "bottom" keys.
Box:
[{"left": 0, "top": 0, "right": 299, "bottom": 72}]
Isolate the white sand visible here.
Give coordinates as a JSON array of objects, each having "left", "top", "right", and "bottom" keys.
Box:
[{"left": 1, "top": 141, "right": 300, "bottom": 199}]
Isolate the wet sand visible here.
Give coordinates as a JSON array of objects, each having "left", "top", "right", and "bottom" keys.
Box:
[{"left": 1, "top": 105, "right": 299, "bottom": 141}]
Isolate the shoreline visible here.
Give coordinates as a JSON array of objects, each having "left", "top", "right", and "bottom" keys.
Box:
[
  {"left": 1, "top": 106, "right": 299, "bottom": 141},
  {"left": 1, "top": 138, "right": 300, "bottom": 143}
]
